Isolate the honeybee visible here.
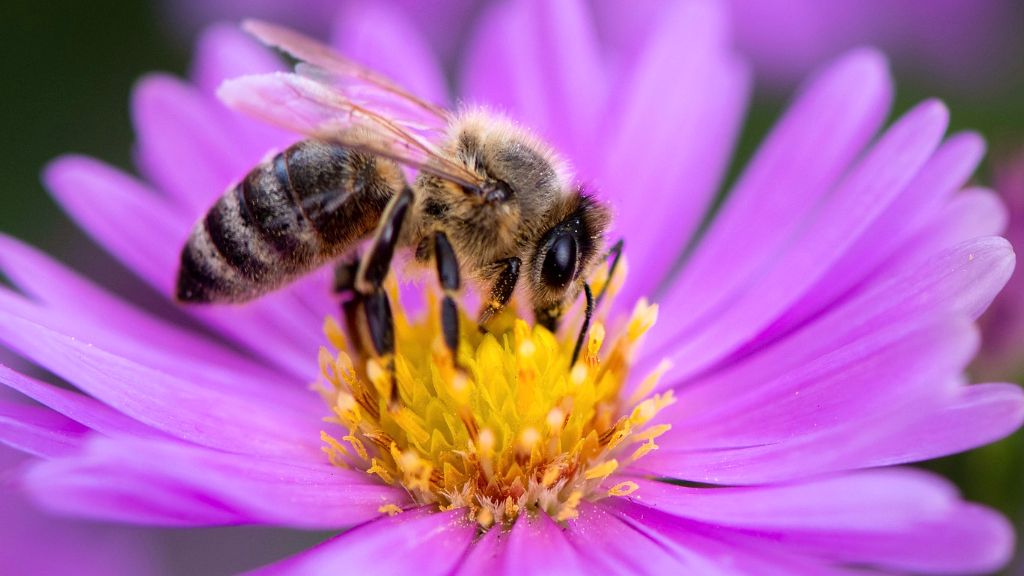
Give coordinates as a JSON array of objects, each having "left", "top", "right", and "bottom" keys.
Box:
[{"left": 176, "top": 21, "right": 619, "bottom": 390}]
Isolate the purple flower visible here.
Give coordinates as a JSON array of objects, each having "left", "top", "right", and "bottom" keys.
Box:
[
  {"left": 596, "top": 0, "right": 1023, "bottom": 96},
  {"left": 1, "top": 1, "right": 1020, "bottom": 573},
  {"left": 976, "top": 148, "right": 1024, "bottom": 381},
  {"left": 0, "top": 441, "right": 158, "bottom": 574}
]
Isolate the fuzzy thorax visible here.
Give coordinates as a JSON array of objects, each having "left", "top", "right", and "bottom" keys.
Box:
[{"left": 316, "top": 271, "right": 672, "bottom": 529}]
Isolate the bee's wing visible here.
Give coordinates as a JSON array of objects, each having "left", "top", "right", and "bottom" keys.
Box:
[
  {"left": 243, "top": 19, "right": 449, "bottom": 121},
  {"left": 220, "top": 72, "right": 482, "bottom": 189}
]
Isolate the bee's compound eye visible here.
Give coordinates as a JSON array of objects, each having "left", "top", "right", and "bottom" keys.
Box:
[{"left": 541, "top": 233, "right": 578, "bottom": 289}]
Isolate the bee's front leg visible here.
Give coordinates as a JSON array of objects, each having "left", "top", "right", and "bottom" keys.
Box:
[{"left": 477, "top": 257, "right": 521, "bottom": 329}]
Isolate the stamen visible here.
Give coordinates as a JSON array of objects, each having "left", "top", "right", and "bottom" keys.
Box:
[{"left": 316, "top": 268, "right": 671, "bottom": 529}]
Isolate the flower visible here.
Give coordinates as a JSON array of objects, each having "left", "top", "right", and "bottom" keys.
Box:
[
  {"left": 0, "top": 441, "right": 157, "bottom": 574},
  {"left": 1, "top": 0, "right": 1021, "bottom": 573},
  {"left": 976, "top": 148, "right": 1024, "bottom": 381},
  {"left": 595, "top": 0, "right": 1024, "bottom": 96}
]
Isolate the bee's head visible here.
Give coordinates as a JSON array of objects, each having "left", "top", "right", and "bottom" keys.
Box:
[{"left": 528, "top": 190, "right": 612, "bottom": 329}]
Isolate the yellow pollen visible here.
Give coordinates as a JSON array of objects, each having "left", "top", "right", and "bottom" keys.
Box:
[
  {"left": 378, "top": 503, "right": 403, "bottom": 516},
  {"left": 608, "top": 481, "right": 640, "bottom": 497},
  {"left": 316, "top": 268, "right": 672, "bottom": 529}
]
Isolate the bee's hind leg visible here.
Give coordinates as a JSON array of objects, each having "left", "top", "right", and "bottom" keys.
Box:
[
  {"left": 331, "top": 256, "right": 370, "bottom": 358},
  {"left": 355, "top": 185, "right": 415, "bottom": 408}
]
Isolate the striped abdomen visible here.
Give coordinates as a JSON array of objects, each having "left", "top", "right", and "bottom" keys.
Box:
[{"left": 176, "top": 140, "right": 401, "bottom": 303}]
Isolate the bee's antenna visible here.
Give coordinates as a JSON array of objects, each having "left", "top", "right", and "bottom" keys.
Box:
[
  {"left": 571, "top": 283, "right": 594, "bottom": 367},
  {"left": 594, "top": 238, "right": 624, "bottom": 306}
]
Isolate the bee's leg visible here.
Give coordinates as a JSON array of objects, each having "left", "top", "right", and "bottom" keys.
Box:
[
  {"left": 432, "top": 231, "right": 462, "bottom": 362},
  {"left": 594, "top": 238, "right": 624, "bottom": 305},
  {"left": 356, "top": 185, "right": 415, "bottom": 407},
  {"left": 477, "top": 257, "right": 521, "bottom": 330},
  {"left": 570, "top": 283, "right": 594, "bottom": 366},
  {"left": 331, "top": 256, "right": 370, "bottom": 357}
]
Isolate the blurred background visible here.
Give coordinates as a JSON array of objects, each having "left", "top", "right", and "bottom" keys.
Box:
[{"left": 1, "top": 0, "right": 1024, "bottom": 573}]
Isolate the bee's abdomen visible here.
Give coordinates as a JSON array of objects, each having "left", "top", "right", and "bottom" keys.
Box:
[{"left": 176, "top": 140, "right": 398, "bottom": 303}]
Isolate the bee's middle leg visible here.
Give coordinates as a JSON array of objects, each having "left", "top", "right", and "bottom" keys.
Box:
[{"left": 431, "top": 231, "right": 462, "bottom": 361}]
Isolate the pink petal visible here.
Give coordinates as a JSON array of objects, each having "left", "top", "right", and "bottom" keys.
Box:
[
  {"left": 461, "top": 0, "right": 607, "bottom": 167},
  {"left": 45, "top": 155, "right": 188, "bottom": 293},
  {"left": 0, "top": 400, "right": 88, "bottom": 458},
  {"left": 653, "top": 98, "right": 949, "bottom": 381},
  {"left": 0, "top": 305, "right": 324, "bottom": 460},
  {"left": 657, "top": 48, "right": 892, "bottom": 347},
  {"left": 330, "top": 2, "right": 447, "bottom": 106},
  {"left": 0, "top": 234, "right": 303, "bottom": 390},
  {"left": 23, "top": 437, "right": 400, "bottom": 528},
  {"left": 564, "top": 502, "right": 705, "bottom": 574},
  {"left": 0, "top": 446, "right": 158, "bottom": 576},
  {"left": 607, "top": 492, "right": 1009, "bottom": 574},
  {"left": 453, "top": 523, "right": 504, "bottom": 574},
  {"left": 190, "top": 23, "right": 283, "bottom": 97},
  {"left": 640, "top": 381, "right": 1022, "bottom": 484},
  {"left": 0, "top": 364, "right": 159, "bottom": 438},
  {"left": 501, "top": 513, "right": 583, "bottom": 574},
  {"left": 44, "top": 155, "right": 329, "bottom": 378},
  {"left": 626, "top": 469, "right": 959, "bottom": 531},
  {"left": 643, "top": 235, "right": 1013, "bottom": 398},
  {"left": 600, "top": 0, "right": 750, "bottom": 303},
  {"left": 251, "top": 508, "right": 474, "bottom": 575},
  {"left": 0, "top": 287, "right": 317, "bottom": 415},
  {"left": 606, "top": 499, "right": 862, "bottom": 575},
  {"left": 133, "top": 74, "right": 254, "bottom": 215},
  {"left": 760, "top": 131, "right": 986, "bottom": 343},
  {"left": 660, "top": 315, "right": 975, "bottom": 451}
]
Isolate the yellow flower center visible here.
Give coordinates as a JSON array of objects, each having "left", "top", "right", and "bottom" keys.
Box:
[{"left": 316, "top": 265, "right": 673, "bottom": 529}]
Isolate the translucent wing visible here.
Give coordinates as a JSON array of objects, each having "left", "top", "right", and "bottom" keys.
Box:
[
  {"left": 220, "top": 22, "right": 483, "bottom": 189},
  {"left": 243, "top": 19, "right": 449, "bottom": 123}
]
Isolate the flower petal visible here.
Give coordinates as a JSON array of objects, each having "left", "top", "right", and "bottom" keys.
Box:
[
  {"left": 0, "top": 287, "right": 318, "bottom": 416},
  {"left": 251, "top": 508, "right": 474, "bottom": 575},
  {"left": 501, "top": 513, "right": 583, "bottom": 574},
  {"left": 191, "top": 23, "right": 283, "bottom": 97},
  {"left": 760, "top": 131, "right": 986, "bottom": 342},
  {"left": 45, "top": 155, "right": 188, "bottom": 292},
  {"left": 461, "top": 0, "right": 607, "bottom": 165},
  {"left": 563, "top": 502, "right": 707, "bottom": 574},
  {"left": 24, "top": 437, "right": 401, "bottom": 528},
  {"left": 0, "top": 306, "right": 324, "bottom": 460},
  {"left": 133, "top": 74, "right": 255, "bottom": 215},
  {"left": 0, "top": 364, "right": 159, "bottom": 438},
  {"left": 654, "top": 98, "right": 949, "bottom": 380},
  {"left": 627, "top": 469, "right": 959, "bottom": 531},
  {"left": 600, "top": 0, "right": 750, "bottom": 302},
  {"left": 0, "top": 234, "right": 305, "bottom": 391},
  {"left": 0, "top": 400, "right": 88, "bottom": 458},
  {"left": 0, "top": 446, "right": 159, "bottom": 576},
  {"left": 604, "top": 499, "right": 863, "bottom": 576},
  {"left": 330, "top": 2, "right": 447, "bottom": 106},
  {"left": 660, "top": 314, "right": 975, "bottom": 450},
  {"left": 606, "top": 489, "right": 1011, "bottom": 575},
  {"left": 644, "top": 234, "right": 1013, "bottom": 396},
  {"left": 657, "top": 48, "right": 892, "bottom": 347},
  {"left": 43, "top": 156, "right": 329, "bottom": 378}
]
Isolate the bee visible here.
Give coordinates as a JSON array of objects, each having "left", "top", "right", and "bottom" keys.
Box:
[{"left": 176, "top": 21, "right": 620, "bottom": 391}]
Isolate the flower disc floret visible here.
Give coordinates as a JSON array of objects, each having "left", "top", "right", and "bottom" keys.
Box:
[{"left": 317, "top": 284, "right": 672, "bottom": 528}]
